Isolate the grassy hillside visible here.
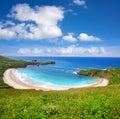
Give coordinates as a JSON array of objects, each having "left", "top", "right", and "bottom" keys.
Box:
[
  {"left": 0, "top": 56, "right": 27, "bottom": 87},
  {"left": 0, "top": 56, "right": 120, "bottom": 118},
  {"left": 0, "top": 85, "right": 120, "bottom": 119}
]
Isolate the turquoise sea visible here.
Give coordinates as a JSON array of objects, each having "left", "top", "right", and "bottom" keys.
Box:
[{"left": 11, "top": 57, "right": 120, "bottom": 90}]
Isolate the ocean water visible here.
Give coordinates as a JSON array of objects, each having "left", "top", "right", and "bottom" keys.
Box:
[{"left": 11, "top": 57, "right": 120, "bottom": 90}]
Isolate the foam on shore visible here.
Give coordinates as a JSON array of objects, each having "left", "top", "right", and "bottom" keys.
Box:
[
  {"left": 3, "top": 68, "right": 49, "bottom": 91},
  {"left": 3, "top": 68, "right": 109, "bottom": 91}
]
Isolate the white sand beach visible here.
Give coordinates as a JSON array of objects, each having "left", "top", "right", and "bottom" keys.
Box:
[
  {"left": 91, "top": 78, "right": 108, "bottom": 87},
  {"left": 3, "top": 68, "right": 49, "bottom": 91},
  {"left": 3, "top": 68, "right": 109, "bottom": 91}
]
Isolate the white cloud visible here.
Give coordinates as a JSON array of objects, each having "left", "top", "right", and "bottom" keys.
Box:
[
  {"left": 73, "top": 0, "right": 87, "bottom": 8},
  {"left": 88, "top": 47, "right": 105, "bottom": 54},
  {"left": 0, "top": 4, "right": 64, "bottom": 40},
  {"left": 78, "top": 33, "right": 101, "bottom": 42},
  {"left": 56, "top": 46, "right": 105, "bottom": 55},
  {"left": 9, "top": 4, "right": 64, "bottom": 25},
  {"left": 17, "top": 46, "right": 106, "bottom": 56},
  {"left": 33, "top": 48, "right": 43, "bottom": 54},
  {"left": 17, "top": 48, "right": 31, "bottom": 54},
  {"left": 62, "top": 33, "right": 77, "bottom": 42},
  {"left": 0, "top": 24, "right": 16, "bottom": 39}
]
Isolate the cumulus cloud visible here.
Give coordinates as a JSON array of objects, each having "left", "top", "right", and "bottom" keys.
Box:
[
  {"left": 62, "top": 33, "right": 77, "bottom": 42},
  {"left": 0, "top": 3, "right": 64, "bottom": 40},
  {"left": 73, "top": 0, "right": 87, "bottom": 8},
  {"left": 17, "top": 46, "right": 106, "bottom": 56},
  {"left": 0, "top": 26, "right": 16, "bottom": 40},
  {"left": 78, "top": 33, "right": 101, "bottom": 42}
]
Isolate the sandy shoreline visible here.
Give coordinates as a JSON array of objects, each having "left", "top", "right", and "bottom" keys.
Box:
[
  {"left": 3, "top": 68, "right": 49, "bottom": 91},
  {"left": 91, "top": 78, "right": 108, "bottom": 87},
  {"left": 3, "top": 68, "right": 109, "bottom": 91}
]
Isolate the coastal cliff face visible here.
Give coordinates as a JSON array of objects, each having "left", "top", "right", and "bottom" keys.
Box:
[
  {"left": 77, "top": 67, "right": 120, "bottom": 85},
  {"left": 0, "top": 55, "right": 55, "bottom": 88}
]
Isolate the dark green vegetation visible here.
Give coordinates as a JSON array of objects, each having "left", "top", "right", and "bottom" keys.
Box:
[
  {"left": 0, "top": 56, "right": 120, "bottom": 118},
  {"left": 78, "top": 67, "right": 120, "bottom": 85},
  {"left": 0, "top": 55, "right": 55, "bottom": 88}
]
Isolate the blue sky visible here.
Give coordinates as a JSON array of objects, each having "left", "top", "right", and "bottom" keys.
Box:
[{"left": 0, "top": 0, "right": 120, "bottom": 57}]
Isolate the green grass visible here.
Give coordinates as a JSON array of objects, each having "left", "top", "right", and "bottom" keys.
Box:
[
  {"left": 0, "top": 55, "right": 120, "bottom": 118},
  {"left": 0, "top": 85, "right": 120, "bottom": 119}
]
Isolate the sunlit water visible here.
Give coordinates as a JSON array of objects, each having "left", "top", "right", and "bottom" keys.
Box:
[{"left": 11, "top": 57, "right": 120, "bottom": 90}]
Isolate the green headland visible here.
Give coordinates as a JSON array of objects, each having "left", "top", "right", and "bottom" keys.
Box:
[{"left": 77, "top": 67, "right": 120, "bottom": 85}]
